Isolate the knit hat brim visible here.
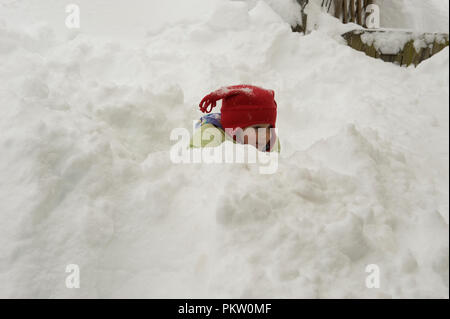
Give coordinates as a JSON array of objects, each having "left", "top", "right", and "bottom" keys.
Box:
[{"left": 220, "top": 107, "right": 277, "bottom": 131}]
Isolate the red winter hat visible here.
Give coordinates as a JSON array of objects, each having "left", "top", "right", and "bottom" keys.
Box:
[{"left": 199, "top": 84, "right": 277, "bottom": 131}]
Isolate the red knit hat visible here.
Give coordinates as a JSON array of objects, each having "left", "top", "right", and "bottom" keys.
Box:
[{"left": 199, "top": 84, "right": 277, "bottom": 132}]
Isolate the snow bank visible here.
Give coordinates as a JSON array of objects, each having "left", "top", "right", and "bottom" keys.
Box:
[
  {"left": 376, "top": 0, "right": 449, "bottom": 33},
  {"left": 359, "top": 31, "right": 448, "bottom": 55},
  {"left": 242, "top": 0, "right": 302, "bottom": 26},
  {"left": 305, "top": 0, "right": 449, "bottom": 33},
  {"left": 0, "top": 0, "right": 448, "bottom": 298}
]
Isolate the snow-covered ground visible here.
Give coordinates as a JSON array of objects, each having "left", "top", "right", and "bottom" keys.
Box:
[{"left": 0, "top": 0, "right": 448, "bottom": 298}]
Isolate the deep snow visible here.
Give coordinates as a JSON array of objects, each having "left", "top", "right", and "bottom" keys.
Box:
[{"left": 0, "top": 0, "right": 448, "bottom": 298}]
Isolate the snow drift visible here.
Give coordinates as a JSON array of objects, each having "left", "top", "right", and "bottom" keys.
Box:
[{"left": 0, "top": 0, "right": 448, "bottom": 298}]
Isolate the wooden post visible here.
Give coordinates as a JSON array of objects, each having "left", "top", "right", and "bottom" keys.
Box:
[
  {"left": 356, "top": 0, "right": 362, "bottom": 25},
  {"left": 292, "top": 0, "right": 309, "bottom": 33},
  {"left": 349, "top": 0, "right": 355, "bottom": 23},
  {"left": 334, "top": 0, "right": 343, "bottom": 20},
  {"left": 333, "top": 0, "right": 341, "bottom": 20},
  {"left": 343, "top": 0, "right": 348, "bottom": 23}
]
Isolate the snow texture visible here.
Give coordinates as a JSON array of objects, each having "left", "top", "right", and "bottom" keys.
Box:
[
  {"left": 0, "top": 0, "right": 448, "bottom": 298},
  {"left": 359, "top": 31, "right": 447, "bottom": 55},
  {"left": 305, "top": 0, "right": 449, "bottom": 33}
]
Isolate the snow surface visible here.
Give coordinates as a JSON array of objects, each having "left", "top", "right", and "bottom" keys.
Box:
[
  {"left": 305, "top": 0, "right": 449, "bottom": 33},
  {"left": 359, "top": 31, "right": 447, "bottom": 55},
  {"left": 0, "top": 0, "right": 448, "bottom": 298},
  {"left": 376, "top": 0, "right": 449, "bottom": 33}
]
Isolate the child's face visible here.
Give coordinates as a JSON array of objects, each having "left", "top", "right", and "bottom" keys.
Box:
[{"left": 242, "top": 124, "right": 272, "bottom": 150}]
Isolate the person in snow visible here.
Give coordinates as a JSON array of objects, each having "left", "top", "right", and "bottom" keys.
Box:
[{"left": 190, "top": 84, "right": 280, "bottom": 152}]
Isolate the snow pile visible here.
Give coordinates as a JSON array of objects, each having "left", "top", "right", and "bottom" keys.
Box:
[
  {"left": 242, "top": 0, "right": 302, "bottom": 26},
  {"left": 0, "top": 0, "right": 448, "bottom": 298},
  {"left": 359, "top": 31, "right": 448, "bottom": 55},
  {"left": 375, "top": 0, "right": 449, "bottom": 33},
  {"left": 361, "top": 31, "right": 413, "bottom": 54},
  {"left": 304, "top": 0, "right": 449, "bottom": 33}
]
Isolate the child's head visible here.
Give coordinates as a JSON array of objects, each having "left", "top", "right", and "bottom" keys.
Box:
[
  {"left": 241, "top": 124, "right": 272, "bottom": 150},
  {"left": 199, "top": 84, "right": 277, "bottom": 149}
]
